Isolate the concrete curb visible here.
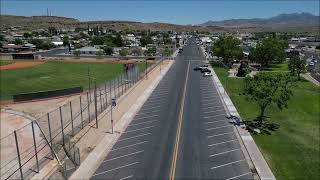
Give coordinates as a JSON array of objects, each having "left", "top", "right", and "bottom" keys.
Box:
[
  {"left": 301, "top": 73, "right": 320, "bottom": 86},
  {"left": 69, "top": 60, "right": 174, "bottom": 180},
  {"left": 208, "top": 66, "right": 276, "bottom": 180}
]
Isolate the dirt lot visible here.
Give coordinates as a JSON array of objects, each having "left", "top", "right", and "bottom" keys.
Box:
[{"left": 0, "top": 61, "right": 44, "bottom": 70}]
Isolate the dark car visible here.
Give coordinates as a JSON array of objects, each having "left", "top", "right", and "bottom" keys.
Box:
[
  {"left": 201, "top": 68, "right": 211, "bottom": 73},
  {"left": 194, "top": 67, "right": 202, "bottom": 71}
]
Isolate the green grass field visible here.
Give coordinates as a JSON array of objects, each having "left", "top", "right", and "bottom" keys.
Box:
[
  {"left": 212, "top": 65, "right": 320, "bottom": 180},
  {"left": 0, "top": 61, "right": 150, "bottom": 100},
  {"left": 0, "top": 60, "right": 14, "bottom": 66},
  {"left": 263, "top": 61, "right": 289, "bottom": 71}
]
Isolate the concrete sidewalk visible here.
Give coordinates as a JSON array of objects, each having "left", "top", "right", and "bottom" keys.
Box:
[
  {"left": 301, "top": 73, "right": 320, "bottom": 86},
  {"left": 208, "top": 65, "right": 276, "bottom": 180}
]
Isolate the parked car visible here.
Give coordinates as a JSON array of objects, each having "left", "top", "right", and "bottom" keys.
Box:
[
  {"left": 203, "top": 72, "right": 213, "bottom": 77},
  {"left": 309, "top": 62, "right": 315, "bottom": 66},
  {"left": 193, "top": 67, "right": 202, "bottom": 71}
]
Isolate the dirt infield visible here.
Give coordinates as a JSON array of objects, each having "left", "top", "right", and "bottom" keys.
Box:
[{"left": 0, "top": 61, "right": 44, "bottom": 70}]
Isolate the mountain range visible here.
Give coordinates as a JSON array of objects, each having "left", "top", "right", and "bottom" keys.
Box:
[{"left": 200, "top": 12, "right": 319, "bottom": 28}]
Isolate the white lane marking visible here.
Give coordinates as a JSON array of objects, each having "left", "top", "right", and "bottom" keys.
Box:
[
  {"left": 111, "top": 141, "right": 148, "bottom": 151},
  {"left": 202, "top": 102, "right": 219, "bottom": 106},
  {"left": 202, "top": 106, "right": 222, "bottom": 110},
  {"left": 210, "top": 159, "right": 246, "bottom": 170},
  {"left": 129, "top": 120, "right": 158, "bottom": 127},
  {"left": 207, "top": 132, "right": 234, "bottom": 138},
  {"left": 124, "top": 126, "right": 154, "bottom": 133},
  {"left": 203, "top": 109, "right": 225, "bottom": 114},
  {"left": 206, "top": 125, "right": 233, "bottom": 131},
  {"left": 145, "top": 101, "right": 166, "bottom": 106},
  {"left": 209, "top": 148, "right": 241, "bottom": 157},
  {"left": 134, "top": 114, "right": 158, "bottom": 120},
  {"left": 92, "top": 162, "right": 139, "bottom": 176},
  {"left": 204, "top": 119, "right": 227, "bottom": 124},
  {"left": 140, "top": 105, "right": 162, "bottom": 111},
  {"left": 119, "top": 175, "right": 133, "bottom": 180},
  {"left": 208, "top": 139, "right": 238, "bottom": 147},
  {"left": 203, "top": 114, "right": 225, "bottom": 119},
  {"left": 118, "top": 133, "right": 151, "bottom": 142},
  {"left": 136, "top": 110, "right": 161, "bottom": 116},
  {"left": 102, "top": 150, "right": 144, "bottom": 163},
  {"left": 226, "top": 172, "right": 252, "bottom": 180}
]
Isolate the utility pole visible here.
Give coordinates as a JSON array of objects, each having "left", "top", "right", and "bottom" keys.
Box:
[
  {"left": 145, "top": 59, "right": 148, "bottom": 79},
  {"left": 87, "top": 65, "right": 91, "bottom": 102}
]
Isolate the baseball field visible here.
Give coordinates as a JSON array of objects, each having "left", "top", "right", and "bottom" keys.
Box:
[{"left": 0, "top": 60, "right": 150, "bottom": 101}]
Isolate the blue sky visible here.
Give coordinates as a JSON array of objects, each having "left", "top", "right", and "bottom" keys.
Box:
[{"left": 1, "top": 0, "right": 319, "bottom": 24}]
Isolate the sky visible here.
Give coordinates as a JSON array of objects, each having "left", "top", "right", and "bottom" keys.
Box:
[{"left": 1, "top": 0, "right": 319, "bottom": 25}]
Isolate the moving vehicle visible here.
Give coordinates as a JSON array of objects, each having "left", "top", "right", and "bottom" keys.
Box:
[
  {"left": 178, "top": 48, "right": 183, "bottom": 53},
  {"left": 203, "top": 72, "right": 213, "bottom": 77},
  {"left": 200, "top": 68, "right": 211, "bottom": 73}
]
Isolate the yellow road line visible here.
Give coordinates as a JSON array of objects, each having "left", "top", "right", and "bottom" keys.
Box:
[{"left": 169, "top": 61, "right": 190, "bottom": 180}]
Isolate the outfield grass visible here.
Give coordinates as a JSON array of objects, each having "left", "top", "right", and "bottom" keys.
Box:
[
  {"left": 213, "top": 65, "right": 320, "bottom": 180},
  {"left": 0, "top": 61, "right": 150, "bottom": 100},
  {"left": 0, "top": 60, "right": 14, "bottom": 66},
  {"left": 263, "top": 61, "right": 289, "bottom": 71}
]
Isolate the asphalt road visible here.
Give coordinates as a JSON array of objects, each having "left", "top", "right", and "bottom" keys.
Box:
[{"left": 91, "top": 38, "right": 253, "bottom": 180}]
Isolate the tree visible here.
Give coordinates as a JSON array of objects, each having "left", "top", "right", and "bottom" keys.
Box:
[
  {"left": 103, "top": 46, "right": 113, "bottom": 55},
  {"left": 162, "top": 48, "right": 173, "bottom": 57},
  {"left": 119, "top": 48, "right": 128, "bottom": 56},
  {"left": 14, "top": 39, "right": 23, "bottom": 45},
  {"left": 131, "top": 47, "right": 143, "bottom": 56},
  {"left": 91, "top": 36, "right": 105, "bottom": 45},
  {"left": 48, "top": 27, "right": 58, "bottom": 36},
  {"left": 250, "top": 38, "right": 286, "bottom": 67},
  {"left": 212, "top": 36, "right": 243, "bottom": 66},
  {"left": 243, "top": 72, "right": 294, "bottom": 123},
  {"left": 144, "top": 46, "right": 156, "bottom": 56},
  {"left": 63, "top": 36, "right": 70, "bottom": 47},
  {"left": 140, "top": 35, "right": 153, "bottom": 47},
  {"left": 288, "top": 55, "right": 306, "bottom": 80},
  {"left": 73, "top": 50, "right": 81, "bottom": 58},
  {"left": 23, "top": 32, "right": 32, "bottom": 39}
]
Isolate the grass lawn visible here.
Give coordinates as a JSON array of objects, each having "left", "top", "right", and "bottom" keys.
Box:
[
  {"left": 212, "top": 65, "right": 320, "bottom": 180},
  {"left": 0, "top": 61, "right": 150, "bottom": 100},
  {"left": 263, "top": 61, "right": 289, "bottom": 71},
  {"left": 0, "top": 60, "right": 14, "bottom": 66}
]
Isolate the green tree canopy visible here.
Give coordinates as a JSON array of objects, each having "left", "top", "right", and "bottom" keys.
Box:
[
  {"left": 288, "top": 55, "right": 306, "bottom": 80},
  {"left": 119, "top": 48, "right": 128, "bottom": 56},
  {"left": 140, "top": 35, "right": 153, "bottom": 47},
  {"left": 63, "top": 35, "right": 70, "bottom": 46},
  {"left": 212, "top": 36, "right": 243, "bottom": 66},
  {"left": 243, "top": 72, "right": 294, "bottom": 122},
  {"left": 250, "top": 38, "right": 287, "bottom": 67},
  {"left": 103, "top": 46, "right": 114, "bottom": 55}
]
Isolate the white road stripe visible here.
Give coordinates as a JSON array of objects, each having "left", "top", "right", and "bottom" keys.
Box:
[
  {"left": 124, "top": 126, "right": 154, "bottom": 133},
  {"left": 207, "top": 131, "right": 234, "bottom": 138},
  {"left": 118, "top": 133, "right": 151, "bottom": 142},
  {"left": 136, "top": 110, "right": 161, "bottom": 116},
  {"left": 140, "top": 105, "right": 162, "bottom": 111},
  {"left": 111, "top": 141, "right": 148, "bottom": 151},
  {"left": 206, "top": 125, "right": 233, "bottom": 131},
  {"left": 119, "top": 175, "right": 133, "bottom": 180},
  {"left": 203, "top": 114, "right": 225, "bottom": 119},
  {"left": 203, "top": 109, "right": 225, "bottom": 114},
  {"left": 202, "top": 102, "right": 219, "bottom": 106},
  {"left": 208, "top": 139, "right": 237, "bottom": 147},
  {"left": 102, "top": 151, "right": 144, "bottom": 163},
  {"left": 92, "top": 162, "right": 139, "bottom": 176},
  {"left": 204, "top": 119, "right": 227, "bottom": 124},
  {"left": 134, "top": 114, "right": 158, "bottom": 120},
  {"left": 226, "top": 172, "right": 252, "bottom": 180},
  {"left": 210, "top": 159, "right": 246, "bottom": 170},
  {"left": 210, "top": 148, "right": 241, "bottom": 157},
  {"left": 129, "top": 120, "right": 158, "bottom": 127}
]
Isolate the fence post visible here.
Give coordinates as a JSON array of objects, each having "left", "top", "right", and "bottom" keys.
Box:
[
  {"left": 121, "top": 73, "right": 124, "bottom": 95},
  {"left": 117, "top": 76, "right": 120, "bottom": 98},
  {"left": 46, "top": 113, "right": 54, "bottom": 160},
  {"left": 14, "top": 131, "right": 24, "bottom": 180},
  {"left": 94, "top": 81, "right": 98, "bottom": 128},
  {"left": 87, "top": 65, "right": 91, "bottom": 102},
  {"left": 104, "top": 82, "right": 108, "bottom": 108},
  {"left": 80, "top": 96, "right": 84, "bottom": 129},
  {"left": 59, "top": 107, "right": 65, "bottom": 146},
  {"left": 113, "top": 79, "right": 116, "bottom": 98},
  {"left": 99, "top": 87, "right": 102, "bottom": 112},
  {"left": 87, "top": 92, "right": 90, "bottom": 122},
  {"left": 125, "top": 72, "right": 127, "bottom": 92},
  {"left": 31, "top": 121, "right": 40, "bottom": 173},
  {"left": 70, "top": 101, "right": 74, "bottom": 135}
]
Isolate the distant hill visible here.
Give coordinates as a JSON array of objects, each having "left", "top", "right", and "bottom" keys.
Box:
[
  {"left": 0, "top": 13, "right": 319, "bottom": 33},
  {"left": 201, "top": 12, "right": 319, "bottom": 28}
]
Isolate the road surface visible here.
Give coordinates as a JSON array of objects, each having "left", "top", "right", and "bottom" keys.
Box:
[{"left": 91, "top": 38, "right": 253, "bottom": 180}]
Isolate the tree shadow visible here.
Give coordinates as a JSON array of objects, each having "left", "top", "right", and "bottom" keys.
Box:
[{"left": 244, "top": 117, "right": 280, "bottom": 135}]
